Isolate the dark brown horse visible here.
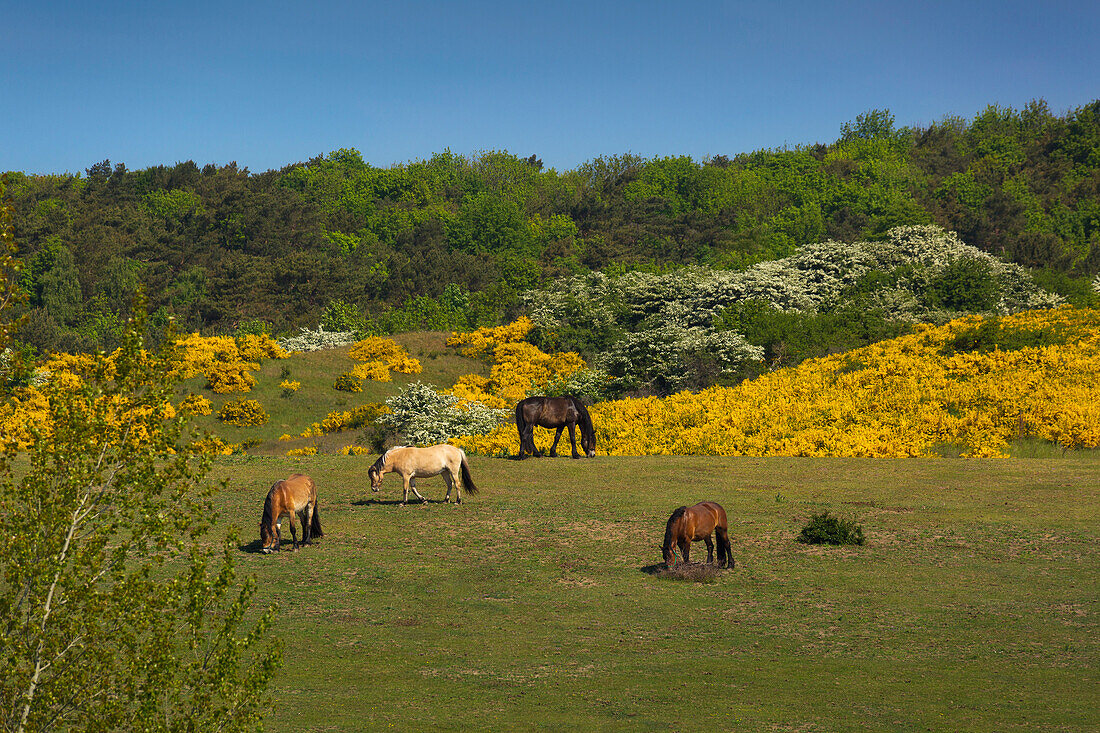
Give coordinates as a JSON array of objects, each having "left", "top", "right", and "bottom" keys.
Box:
[
  {"left": 662, "top": 501, "right": 733, "bottom": 567},
  {"left": 515, "top": 395, "right": 596, "bottom": 459},
  {"left": 260, "top": 474, "right": 323, "bottom": 553}
]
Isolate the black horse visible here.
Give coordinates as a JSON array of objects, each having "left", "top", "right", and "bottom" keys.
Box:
[{"left": 515, "top": 396, "right": 596, "bottom": 459}]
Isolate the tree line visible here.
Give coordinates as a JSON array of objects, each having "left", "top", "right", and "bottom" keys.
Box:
[{"left": 4, "top": 99, "right": 1099, "bottom": 354}]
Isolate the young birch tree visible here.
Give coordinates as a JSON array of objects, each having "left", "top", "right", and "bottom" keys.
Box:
[{"left": 0, "top": 176, "right": 280, "bottom": 733}]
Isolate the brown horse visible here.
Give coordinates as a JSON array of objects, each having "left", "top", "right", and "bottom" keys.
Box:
[
  {"left": 260, "top": 474, "right": 323, "bottom": 553},
  {"left": 368, "top": 444, "right": 478, "bottom": 505},
  {"left": 662, "top": 501, "right": 733, "bottom": 567},
  {"left": 515, "top": 395, "right": 596, "bottom": 459}
]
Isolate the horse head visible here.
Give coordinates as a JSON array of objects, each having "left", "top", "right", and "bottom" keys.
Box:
[
  {"left": 260, "top": 518, "right": 277, "bottom": 553},
  {"left": 368, "top": 465, "right": 383, "bottom": 492},
  {"left": 661, "top": 541, "right": 677, "bottom": 566},
  {"left": 582, "top": 431, "right": 596, "bottom": 458}
]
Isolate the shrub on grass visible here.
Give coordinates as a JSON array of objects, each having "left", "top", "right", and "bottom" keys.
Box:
[
  {"left": 216, "top": 398, "right": 268, "bottom": 427},
  {"left": 333, "top": 372, "right": 363, "bottom": 392},
  {"left": 797, "top": 511, "right": 865, "bottom": 545}
]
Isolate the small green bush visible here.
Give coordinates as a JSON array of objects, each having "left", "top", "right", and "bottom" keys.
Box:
[{"left": 797, "top": 511, "right": 865, "bottom": 546}]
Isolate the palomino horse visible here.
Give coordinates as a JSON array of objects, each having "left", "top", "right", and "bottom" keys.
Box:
[
  {"left": 368, "top": 444, "right": 478, "bottom": 505},
  {"left": 260, "top": 474, "right": 323, "bottom": 553},
  {"left": 515, "top": 395, "right": 596, "bottom": 459},
  {"left": 662, "top": 501, "right": 733, "bottom": 567}
]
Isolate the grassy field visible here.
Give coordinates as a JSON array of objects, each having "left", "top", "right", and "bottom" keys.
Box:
[{"left": 211, "top": 453, "right": 1098, "bottom": 732}]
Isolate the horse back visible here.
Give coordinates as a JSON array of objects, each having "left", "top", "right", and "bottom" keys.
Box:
[
  {"left": 392, "top": 444, "right": 462, "bottom": 476},
  {"left": 521, "top": 396, "right": 579, "bottom": 428},
  {"left": 275, "top": 474, "right": 316, "bottom": 512},
  {"left": 693, "top": 501, "right": 727, "bottom": 533}
]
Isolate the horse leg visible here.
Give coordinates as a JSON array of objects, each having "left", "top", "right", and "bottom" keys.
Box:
[
  {"left": 442, "top": 470, "right": 455, "bottom": 504},
  {"left": 567, "top": 423, "right": 580, "bottom": 459},
  {"left": 549, "top": 426, "right": 564, "bottom": 457},
  {"left": 524, "top": 425, "right": 541, "bottom": 457},
  {"left": 287, "top": 514, "right": 299, "bottom": 550},
  {"left": 410, "top": 477, "right": 427, "bottom": 504},
  {"left": 704, "top": 534, "right": 715, "bottom": 564},
  {"left": 679, "top": 539, "right": 690, "bottom": 564}
]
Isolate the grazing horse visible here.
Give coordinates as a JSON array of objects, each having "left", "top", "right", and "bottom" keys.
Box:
[
  {"left": 662, "top": 501, "right": 733, "bottom": 568},
  {"left": 260, "top": 474, "right": 323, "bottom": 553},
  {"left": 515, "top": 395, "right": 596, "bottom": 459},
  {"left": 368, "top": 444, "right": 478, "bottom": 505}
]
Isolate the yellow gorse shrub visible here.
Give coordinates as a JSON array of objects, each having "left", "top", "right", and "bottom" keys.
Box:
[
  {"left": 347, "top": 336, "right": 422, "bottom": 380},
  {"left": 443, "top": 319, "right": 586, "bottom": 409},
  {"left": 454, "top": 308, "right": 1100, "bottom": 458},
  {"left": 446, "top": 317, "right": 533, "bottom": 357},
  {"left": 170, "top": 333, "right": 287, "bottom": 394},
  {"left": 216, "top": 398, "right": 269, "bottom": 427}
]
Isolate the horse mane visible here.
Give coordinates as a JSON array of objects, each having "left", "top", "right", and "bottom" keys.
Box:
[
  {"left": 260, "top": 482, "right": 280, "bottom": 540},
  {"left": 663, "top": 505, "right": 688, "bottom": 548}
]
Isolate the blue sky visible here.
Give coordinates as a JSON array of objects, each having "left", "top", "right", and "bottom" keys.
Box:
[{"left": 3, "top": 0, "right": 1098, "bottom": 175}]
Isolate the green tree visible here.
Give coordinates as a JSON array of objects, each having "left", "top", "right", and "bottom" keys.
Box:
[{"left": 0, "top": 194, "right": 279, "bottom": 731}]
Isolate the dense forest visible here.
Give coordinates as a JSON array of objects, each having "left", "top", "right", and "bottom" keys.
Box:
[{"left": 3, "top": 100, "right": 1099, "bottom": 356}]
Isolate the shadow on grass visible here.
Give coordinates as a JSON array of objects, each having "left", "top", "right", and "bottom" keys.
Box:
[
  {"left": 641, "top": 562, "right": 729, "bottom": 583},
  {"left": 238, "top": 538, "right": 324, "bottom": 554},
  {"left": 351, "top": 497, "right": 455, "bottom": 507}
]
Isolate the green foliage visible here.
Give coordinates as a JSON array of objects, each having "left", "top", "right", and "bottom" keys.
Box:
[
  {"left": 234, "top": 318, "right": 273, "bottom": 337},
  {"left": 320, "top": 298, "right": 367, "bottom": 335},
  {"left": 929, "top": 255, "right": 999, "bottom": 311},
  {"left": 797, "top": 511, "right": 866, "bottom": 546},
  {"left": 5, "top": 100, "right": 1100, "bottom": 351},
  {"left": 943, "top": 316, "right": 1075, "bottom": 355},
  {"left": 716, "top": 299, "right": 912, "bottom": 372},
  {"left": 0, "top": 316, "right": 279, "bottom": 732}
]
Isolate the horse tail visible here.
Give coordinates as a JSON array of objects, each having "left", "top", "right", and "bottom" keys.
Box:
[
  {"left": 515, "top": 399, "right": 530, "bottom": 455},
  {"left": 310, "top": 499, "right": 324, "bottom": 538},
  {"left": 715, "top": 524, "right": 733, "bottom": 568},
  {"left": 460, "top": 454, "right": 478, "bottom": 494}
]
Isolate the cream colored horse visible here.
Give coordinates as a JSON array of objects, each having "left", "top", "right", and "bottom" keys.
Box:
[{"left": 367, "top": 445, "right": 479, "bottom": 505}]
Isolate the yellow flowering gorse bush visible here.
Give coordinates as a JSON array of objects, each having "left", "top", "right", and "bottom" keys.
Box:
[
  {"left": 442, "top": 319, "right": 586, "bottom": 409},
  {"left": 216, "top": 398, "right": 269, "bottom": 427},
  {"left": 454, "top": 308, "right": 1100, "bottom": 458},
  {"left": 347, "top": 337, "right": 422, "bottom": 381},
  {"left": 170, "top": 333, "right": 287, "bottom": 394}
]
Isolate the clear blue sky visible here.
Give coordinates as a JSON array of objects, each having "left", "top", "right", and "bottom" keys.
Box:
[{"left": 3, "top": 0, "right": 1098, "bottom": 175}]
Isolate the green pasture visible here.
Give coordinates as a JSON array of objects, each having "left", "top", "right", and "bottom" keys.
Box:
[{"left": 212, "top": 453, "right": 1098, "bottom": 732}]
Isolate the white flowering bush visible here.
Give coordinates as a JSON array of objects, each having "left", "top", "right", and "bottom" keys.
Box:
[
  {"left": 598, "top": 326, "right": 764, "bottom": 394},
  {"left": 522, "top": 226, "right": 1060, "bottom": 394},
  {"left": 527, "top": 226, "right": 1060, "bottom": 332},
  {"left": 378, "top": 381, "right": 509, "bottom": 445},
  {"left": 277, "top": 326, "right": 358, "bottom": 352}
]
